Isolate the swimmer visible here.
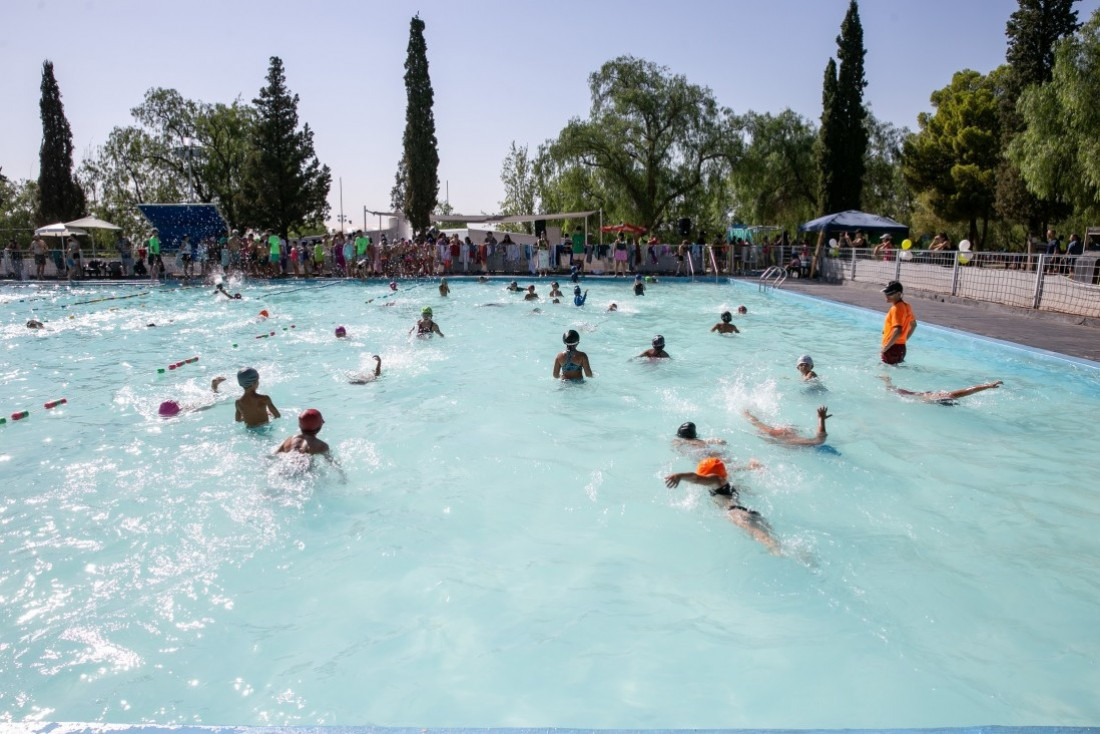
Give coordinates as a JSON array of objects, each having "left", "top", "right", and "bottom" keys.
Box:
[
  {"left": 477, "top": 276, "right": 489, "bottom": 284},
  {"left": 553, "top": 329, "right": 593, "bottom": 381},
  {"left": 607, "top": 303, "right": 618, "bottom": 312},
  {"left": 335, "top": 326, "right": 347, "bottom": 338},
  {"left": 673, "top": 422, "right": 728, "bottom": 449},
  {"left": 879, "top": 374, "right": 1003, "bottom": 405},
  {"left": 411, "top": 306, "right": 444, "bottom": 337},
  {"left": 665, "top": 457, "right": 780, "bottom": 555},
  {"left": 743, "top": 405, "right": 831, "bottom": 446},
  {"left": 710, "top": 311, "right": 740, "bottom": 334},
  {"left": 389, "top": 281, "right": 398, "bottom": 291},
  {"left": 552, "top": 298, "right": 561, "bottom": 304},
  {"left": 737, "top": 305, "right": 747, "bottom": 314},
  {"left": 235, "top": 367, "right": 281, "bottom": 428},
  {"left": 439, "top": 278, "right": 450, "bottom": 297},
  {"left": 349, "top": 355, "right": 382, "bottom": 384},
  {"left": 638, "top": 334, "right": 670, "bottom": 359},
  {"left": 633, "top": 274, "right": 645, "bottom": 296},
  {"left": 573, "top": 286, "right": 588, "bottom": 306},
  {"left": 523, "top": 285, "right": 539, "bottom": 301},
  {"left": 507, "top": 280, "right": 521, "bottom": 292},
  {"left": 796, "top": 354, "right": 818, "bottom": 380},
  {"left": 26, "top": 319, "right": 44, "bottom": 329},
  {"left": 570, "top": 264, "right": 580, "bottom": 283},
  {"left": 215, "top": 283, "right": 241, "bottom": 299},
  {"left": 548, "top": 281, "right": 564, "bottom": 298},
  {"left": 275, "top": 408, "right": 333, "bottom": 457}
]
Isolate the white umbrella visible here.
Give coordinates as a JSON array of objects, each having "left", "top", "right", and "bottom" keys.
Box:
[
  {"left": 65, "top": 216, "right": 121, "bottom": 231},
  {"left": 35, "top": 222, "right": 87, "bottom": 238}
]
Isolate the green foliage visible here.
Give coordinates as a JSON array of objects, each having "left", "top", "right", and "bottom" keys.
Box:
[
  {"left": 399, "top": 15, "right": 440, "bottom": 233},
  {"left": 903, "top": 70, "right": 1000, "bottom": 246},
  {"left": 36, "top": 60, "right": 85, "bottom": 225},
  {"left": 1006, "top": 0, "right": 1081, "bottom": 88},
  {"left": 733, "top": 109, "right": 819, "bottom": 230},
  {"left": 1010, "top": 9, "right": 1100, "bottom": 219},
  {"left": 862, "top": 115, "right": 914, "bottom": 223},
  {"left": 499, "top": 141, "right": 537, "bottom": 233},
  {"left": 237, "top": 57, "right": 331, "bottom": 239},
  {"left": 818, "top": 1, "right": 868, "bottom": 214},
  {"left": 0, "top": 173, "right": 39, "bottom": 240},
  {"left": 532, "top": 144, "right": 617, "bottom": 235},
  {"left": 80, "top": 88, "right": 257, "bottom": 234},
  {"left": 547, "top": 56, "right": 739, "bottom": 234}
]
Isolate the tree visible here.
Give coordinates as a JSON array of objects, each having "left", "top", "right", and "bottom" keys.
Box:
[
  {"left": 499, "top": 141, "right": 538, "bottom": 232},
  {"left": 548, "top": 56, "right": 740, "bottom": 233},
  {"left": 817, "top": 1, "right": 868, "bottom": 214},
  {"left": 36, "top": 60, "right": 85, "bottom": 225},
  {"left": 237, "top": 57, "right": 331, "bottom": 239},
  {"left": 903, "top": 70, "right": 1001, "bottom": 247},
  {"left": 398, "top": 14, "right": 440, "bottom": 233},
  {"left": 1, "top": 172, "right": 39, "bottom": 239},
  {"left": 862, "top": 115, "right": 914, "bottom": 223},
  {"left": 732, "top": 110, "right": 819, "bottom": 229},
  {"left": 1010, "top": 9, "right": 1100, "bottom": 220},
  {"left": 996, "top": 0, "right": 1080, "bottom": 234}
]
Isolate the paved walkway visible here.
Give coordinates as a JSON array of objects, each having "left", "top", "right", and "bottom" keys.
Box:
[{"left": 768, "top": 278, "right": 1100, "bottom": 364}]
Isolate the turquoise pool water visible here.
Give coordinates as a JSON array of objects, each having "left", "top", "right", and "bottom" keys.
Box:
[{"left": 1, "top": 278, "right": 1098, "bottom": 728}]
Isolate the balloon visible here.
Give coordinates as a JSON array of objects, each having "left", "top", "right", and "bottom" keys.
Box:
[
  {"left": 828, "top": 238, "right": 838, "bottom": 248},
  {"left": 958, "top": 253, "right": 971, "bottom": 265},
  {"left": 958, "top": 239, "right": 971, "bottom": 252},
  {"left": 899, "top": 250, "right": 913, "bottom": 261},
  {"left": 901, "top": 239, "right": 912, "bottom": 250}
]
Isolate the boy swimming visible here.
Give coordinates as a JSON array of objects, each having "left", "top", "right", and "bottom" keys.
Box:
[{"left": 235, "top": 367, "right": 281, "bottom": 427}]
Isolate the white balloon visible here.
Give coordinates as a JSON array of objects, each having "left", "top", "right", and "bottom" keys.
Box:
[
  {"left": 828, "top": 238, "right": 838, "bottom": 248},
  {"left": 899, "top": 250, "right": 913, "bottom": 261},
  {"left": 958, "top": 239, "right": 971, "bottom": 251}
]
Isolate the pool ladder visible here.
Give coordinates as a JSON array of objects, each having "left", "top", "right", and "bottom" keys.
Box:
[{"left": 759, "top": 266, "right": 787, "bottom": 291}]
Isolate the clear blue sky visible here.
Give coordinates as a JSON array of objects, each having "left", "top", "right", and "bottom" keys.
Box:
[{"left": 2, "top": 0, "right": 1097, "bottom": 228}]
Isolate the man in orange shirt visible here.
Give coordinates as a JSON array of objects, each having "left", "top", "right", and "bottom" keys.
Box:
[{"left": 881, "top": 280, "right": 916, "bottom": 364}]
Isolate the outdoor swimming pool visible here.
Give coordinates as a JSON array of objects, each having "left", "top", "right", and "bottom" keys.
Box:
[{"left": 1, "top": 277, "right": 1098, "bottom": 728}]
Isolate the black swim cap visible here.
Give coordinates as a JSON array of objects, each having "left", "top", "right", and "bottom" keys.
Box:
[
  {"left": 721, "top": 311, "right": 732, "bottom": 322},
  {"left": 652, "top": 334, "right": 665, "bottom": 349},
  {"left": 563, "top": 329, "right": 580, "bottom": 346},
  {"left": 677, "top": 422, "right": 697, "bottom": 439}
]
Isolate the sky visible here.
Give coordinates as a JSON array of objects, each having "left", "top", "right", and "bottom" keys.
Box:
[{"left": 3, "top": 0, "right": 1098, "bottom": 230}]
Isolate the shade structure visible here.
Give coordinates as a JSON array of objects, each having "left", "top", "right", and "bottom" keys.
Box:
[
  {"left": 599, "top": 223, "right": 647, "bottom": 234},
  {"left": 798, "top": 210, "right": 909, "bottom": 235},
  {"left": 35, "top": 222, "right": 87, "bottom": 238},
  {"left": 65, "top": 216, "right": 121, "bottom": 230}
]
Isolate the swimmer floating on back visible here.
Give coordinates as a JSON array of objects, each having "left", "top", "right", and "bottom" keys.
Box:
[
  {"left": 665, "top": 457, "right": 779, "bottom": 555},
  {"left": 879, "top": 375, "right": 1002, "bottom": 405},
  {"left": 743, "top": 405, "right": 831, "bottom": 446},
  {"left": 710, "top": 311, "right": 740, "bottom": 334}
]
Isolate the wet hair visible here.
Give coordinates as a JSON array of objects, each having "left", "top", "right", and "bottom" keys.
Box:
[{"left": 677, "top": 422, "right": 697, "bottom": 439}]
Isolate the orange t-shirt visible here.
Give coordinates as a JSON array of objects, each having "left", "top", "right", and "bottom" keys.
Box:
[{"left": 882, "top": 300, "right": 915, "bottom": 347}]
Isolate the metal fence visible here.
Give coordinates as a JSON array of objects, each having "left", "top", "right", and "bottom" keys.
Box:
[{"left": 817, "top": 248, "right": 1100, "bottom": 319}]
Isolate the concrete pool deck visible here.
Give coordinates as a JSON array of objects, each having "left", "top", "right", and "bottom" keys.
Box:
[{"left": 770, "top": 278, "right": 1100, "bottom": 364}]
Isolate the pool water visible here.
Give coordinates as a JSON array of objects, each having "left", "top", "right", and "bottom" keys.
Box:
[{"left": 1, "top": 278, "right": 1098, "bottom": 728}]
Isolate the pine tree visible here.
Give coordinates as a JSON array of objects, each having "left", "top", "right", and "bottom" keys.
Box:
[
  {"left": 237, "top": 56, "right": 331, "bottom": 239},
  {"left": 36, "top": 60, "right": 85, "bottom": 225},
  {"left": 817, "top": 2, "right": 868, "bottom": 214},
  {"left": 399, "top": 14, "right": 440, "bottom": 233}
]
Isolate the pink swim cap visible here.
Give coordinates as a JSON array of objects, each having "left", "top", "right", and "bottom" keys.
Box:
[
  {"left": 335, "top": 326, "right": 347, "bottom": 338},
  {"left": 389, "top": 281, "right": 397, "bottom": 291},
  {"left": 158, "top": 400, "right": 181, "bottom": 417}
]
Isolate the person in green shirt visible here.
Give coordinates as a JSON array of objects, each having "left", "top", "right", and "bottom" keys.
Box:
[
  {"left": 313, "top": 239, "right": 326, "bottom": 276},
  {"left": 147, "top": 229, "right": 162, "bottom": 280},
  {"left": 571, "top": 230, "right": 585, "bottom": 273}
]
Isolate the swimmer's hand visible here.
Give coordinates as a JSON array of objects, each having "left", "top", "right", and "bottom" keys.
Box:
[
  {"left": 664, "top": 473, "right": 684, "bottom": 489},
  {"left": 817, "top": 406, "right": 832, "bottom": 420},
  {"left": 211, "top": 376, "right": 227, "bottom": 392}
]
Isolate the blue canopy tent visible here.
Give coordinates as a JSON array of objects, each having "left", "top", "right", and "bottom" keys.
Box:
[
  {"left": 137, "top": 204, "right": 228, "bottom": 252},
  {"left": 799, "top": 210, "right": 909, "bottom": 238}
]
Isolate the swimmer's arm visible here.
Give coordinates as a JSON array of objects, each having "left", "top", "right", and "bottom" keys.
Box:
[
  {"left": 582, "top": 355, "right": 593, "bottom": 378},
  {"left": 235, "top": 399, "right": 244, "bottom": 423},
  {"left": 710, "top": 324, "right": 720, "bottom": 332},
  {"left": 434, "top": 324, "right": 444, "bottom": 337},
  {"left": 704, "top": 438, "right": 728, "bottom": 445},
  {"left": 814, "top": 406, "right": 831, "bottom": 440},
  {"left": 553, "top": 357, "right": 562, "bottom": 379},
  {"left": 211, "top": 376, "right": 226, "bottom": 392},
  {"left": 274, "top": 437, "right": 293, "bottom": 454},
  {"left": 906, "top": 319, "right": 917, "bottom": 339},
  {"left": 373, "top": 355, "right": 382, "bottom": 376},
  {"left": 265, "top": 396, "right": 281, "bottom": 419},
  {"left": 665, "top": 472, "right": 724, "bottom": 489}
]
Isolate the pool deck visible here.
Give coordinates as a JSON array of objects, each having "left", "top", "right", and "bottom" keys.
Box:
[{"left": 769, "top": 278, "right": 1100, "bottom": 364}]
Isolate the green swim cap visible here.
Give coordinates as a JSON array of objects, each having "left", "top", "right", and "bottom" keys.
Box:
[{"left": 422, "top": 306, "right": 433, "bottom": 316}]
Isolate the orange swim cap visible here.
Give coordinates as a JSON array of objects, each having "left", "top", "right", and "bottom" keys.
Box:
[{"left": 696, "top": 457, "right": 727, "bottom": 478}]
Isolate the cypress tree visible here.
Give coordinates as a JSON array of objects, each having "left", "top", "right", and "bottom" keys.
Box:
[
  {"left": 834, "top": 0, "right": 868, "bottom": 212},
  {"left": 237, "top": 56, "right": 331, "bottom": 239},
  {"left": 36, "top": 60, "right": 85, "bottom": 225},
  {"left": 399, "top": 14, "right": 440, "bottom": 233},
  {"left": 816, "top": 58, "right": 841, "bottom": 215}
]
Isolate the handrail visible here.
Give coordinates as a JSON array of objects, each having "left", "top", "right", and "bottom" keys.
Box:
[
  {"left": 707, "top": 245, "right": 721, "bottom": 282},
  {"left": 758, "top": 265, "right": 787, "bottom": 291},
  {"left": 687, "top": 246, "right": 696, "bottom": 279}
]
